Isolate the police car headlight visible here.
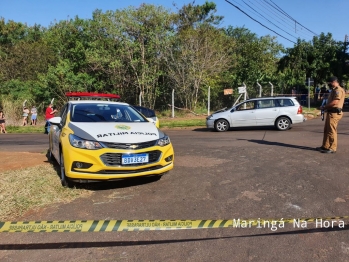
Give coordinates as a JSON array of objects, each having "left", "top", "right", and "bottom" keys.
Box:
[
  {"left": 69, "top": 134, "right": 103, "bottom": 150},
  {"left": 157, "top": 136, "right": 171, "bottom": 147}
]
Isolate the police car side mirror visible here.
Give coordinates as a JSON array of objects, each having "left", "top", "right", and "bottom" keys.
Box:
[
  {"left": 49, "top": 117, "right": 62, "bottom": 126},
  {"left": 147, "top": 118, "right": 156, "bottom": 125}
]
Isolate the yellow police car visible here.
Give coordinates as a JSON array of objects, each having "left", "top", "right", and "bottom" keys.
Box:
[{"left": 48, "top": 92, "right": 174, "bottom": 187}]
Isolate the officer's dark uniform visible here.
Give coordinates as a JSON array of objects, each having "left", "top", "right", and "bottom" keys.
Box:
[{"left": 321, "top": 85, "right": 345, "bottom": 152}]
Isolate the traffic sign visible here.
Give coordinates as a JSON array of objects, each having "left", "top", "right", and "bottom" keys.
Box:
[
  {"left": 238, "top": 86, "right": 246, "bottom": 94},
  {"left": 224, "top": 89, "right": 233, "bottom": 95}
]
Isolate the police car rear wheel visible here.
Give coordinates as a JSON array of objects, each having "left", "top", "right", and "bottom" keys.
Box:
[{"left": 60, "top": 150, "right": 74, "bottom": 188}]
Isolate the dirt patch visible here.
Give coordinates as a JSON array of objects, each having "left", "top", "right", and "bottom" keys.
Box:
[{"left": 0, "top": 151, "right": 49, "bottom": 172}]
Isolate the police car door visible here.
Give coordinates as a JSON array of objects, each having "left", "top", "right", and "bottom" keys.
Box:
[{"left": 52, "top": 104, "right": 69, "bottom": 161}]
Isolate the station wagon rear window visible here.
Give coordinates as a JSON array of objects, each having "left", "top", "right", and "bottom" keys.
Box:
[{"left": 276, "top": 99, "right": 294, "bottom": 107}]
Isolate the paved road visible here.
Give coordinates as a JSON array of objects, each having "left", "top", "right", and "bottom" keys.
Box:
[
  {"left": 1, "top": 116, "right": 349, "bottom": 261},
  {"left": 0, "top": 133, "right": 48, "bottom": 153}
]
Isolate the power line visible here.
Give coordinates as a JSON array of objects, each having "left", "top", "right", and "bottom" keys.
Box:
[
  {"left": 263, "top": 0, "right": 294, "bottom": 21},
  {"left": 254, "top": 0, "right": 314, "bottom": 39},
  {"left": 257, "top": 0, "right": 296, "bottom": 28},
  {"left": 241, "top": 0, "right": 298, "bottom": 40},
  {"left": 266, "top": 0, "right": 318, "bottom": 36},
  {"left": 224, "top": 0, "right": 296, "bottom": 44}
]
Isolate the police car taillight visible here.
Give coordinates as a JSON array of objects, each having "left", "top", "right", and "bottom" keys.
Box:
[{"left": 297, "top": 106, "right": 302, "bottom": 114}]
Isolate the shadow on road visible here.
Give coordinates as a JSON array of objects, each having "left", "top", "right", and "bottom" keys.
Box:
[
  {"left": 237, "top": 139, "right": 316, "bottom": 151},
  {"left": 1, "top": 225, "right": 348, "bottom": 250},
  {"left": 192, "top": 128, "right": 210, "bottom": 132},
  {"left": 193, "top": 126, "right": 279, "bottom": 132},
  {"left": 81, "top": 175, "right": 162, "bottom": 191}
]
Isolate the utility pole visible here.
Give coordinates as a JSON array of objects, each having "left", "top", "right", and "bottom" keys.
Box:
[
  {"left": 207, "top": 86, "right": 210, "bottom": 116},
  {"left": 269, "top": 82, "right": 273, "bottom": 96},
  {"left": 308, "top": 78, "right": 310, "bottom": 112},
  {"left": 243, "top": 82, "right": 247, "bottom": 102},
  {"left": 172, "top": 89, "right": 175, "bottom": 118},
  {"left": 306, "top": 78, "right": 314, "bottom": 112},
  {"left": 257, "top": 81, "right": 262, "bottom": 97}
]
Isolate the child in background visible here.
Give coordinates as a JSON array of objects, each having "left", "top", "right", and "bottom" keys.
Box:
[
  {"left": 31, "top": 106, "right": 37, "bottom": 125},
  {"left": 0, "top": 110, "right": 7, "bottom": 133},
  {"left": 22, "top": 107, "right": 29, "bottom": 126}
]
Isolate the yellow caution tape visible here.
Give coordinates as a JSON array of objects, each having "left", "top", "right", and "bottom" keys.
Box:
[{"left": 0, "top": 216, "right": 348, "bottom": 233}]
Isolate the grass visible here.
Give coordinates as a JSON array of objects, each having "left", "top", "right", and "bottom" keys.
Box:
[
  {"left": 5, "top": 124, "right": 45, "bottom": 134},
  {"left": 4, "top": 118, "right": 208, "bottom": 133},
  {"left": 302, "top": 106, "right": 321, "bottom": 117},
  {"left": 0, "top": 164, "right": 92, "bottom": 220},
  {"left": 160, "top": 118, "right": 206, "bottom": 128}
]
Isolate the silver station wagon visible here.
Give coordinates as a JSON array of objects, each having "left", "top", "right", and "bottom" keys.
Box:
[{"left": 206, "top": 97, "right": 305, "bottom": 132}]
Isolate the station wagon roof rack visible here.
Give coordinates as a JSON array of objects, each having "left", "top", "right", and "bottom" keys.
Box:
[{"left": 65, "top": 92, "right": 120, "bottom": 101}]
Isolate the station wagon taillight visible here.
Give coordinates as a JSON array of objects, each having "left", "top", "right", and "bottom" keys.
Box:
[{"left": 297, "top": 106, "right": 303, "bottom": 114}]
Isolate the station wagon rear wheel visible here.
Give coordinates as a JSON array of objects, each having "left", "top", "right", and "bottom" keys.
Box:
[
  {"left": 275, "top": 117, "right": 291, "bottom": 131},
  {"left": 214, "top": 119, "right": 229, "bottom": 132}
]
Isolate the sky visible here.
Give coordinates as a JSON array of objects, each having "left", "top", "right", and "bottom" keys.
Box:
[{"left": 0, "top": 0, "right": 348, "bottom": 49}]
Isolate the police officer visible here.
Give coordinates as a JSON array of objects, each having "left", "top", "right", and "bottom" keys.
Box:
[{"left": 316, "top": 76, "right": 345, "bottom": 153}]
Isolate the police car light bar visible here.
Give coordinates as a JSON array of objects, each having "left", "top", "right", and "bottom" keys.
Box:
[{"left": 65, "top": 92, "right": 120, "bottom": 100}]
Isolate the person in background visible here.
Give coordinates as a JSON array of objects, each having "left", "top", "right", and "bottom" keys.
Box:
[
  {"left": 45, "top": 103, "right": 58, "bottom": 134},
  {"left": 31, "top": 105, "right": 37, "bottom": 125},
  {"left": 0, "top": 110, "right": 7, "bottom": 133},
  {"left": 319, "top": 85, "right": 327, "bottom": 100},
  {"left": 22, "top": 107, "right": 29, "bottom": 126},
  {"left": 321, "top": 90, "right": 330, "bottom": 107},
  {"left": 314, "top": 86, "right": 320, "bottom": 103},
  {"left": 300, "top": 88, "right": 307, "bottom": 106},
  {"left": 320, "top": 90, "right": 330, "bottom": 121}
]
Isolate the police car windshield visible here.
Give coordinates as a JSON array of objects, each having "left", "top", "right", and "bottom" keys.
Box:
[{"left": 71, "top": 104, "right": 147, "bottom": 123}]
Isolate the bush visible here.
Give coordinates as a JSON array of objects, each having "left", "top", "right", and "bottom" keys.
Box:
[{"left": 0, "top": 95, "right": 45, "bottom": 126}]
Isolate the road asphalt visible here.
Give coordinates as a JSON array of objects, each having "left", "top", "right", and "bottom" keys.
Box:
[{"left": 1, "top": 114, "right": 349, "bottom": 261}]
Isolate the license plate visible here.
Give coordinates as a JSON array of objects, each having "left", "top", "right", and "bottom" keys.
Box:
[{"left": 122, "top": 153, "right": 149, "bottom": 165}]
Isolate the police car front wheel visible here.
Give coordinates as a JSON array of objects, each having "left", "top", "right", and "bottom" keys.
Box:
[{"left": 60, "top": 150, "right": 74, "bottom": 188}]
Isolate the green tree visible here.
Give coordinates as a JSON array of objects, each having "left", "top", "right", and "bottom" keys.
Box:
[
  {"left": 165, "top": 26, "right": 230, "bottom": 110},
  {"left": 278, "top": 33, "right": 349, "bottom": 88},
  {"left": 224, "top": 26, "right": 283, "bottom": 97},
  {"left": 100, "top": 4, "right": 175, "bottom": 108},
  {"left": 174, "top": 0, "right": 223, "bottom": 31}
]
